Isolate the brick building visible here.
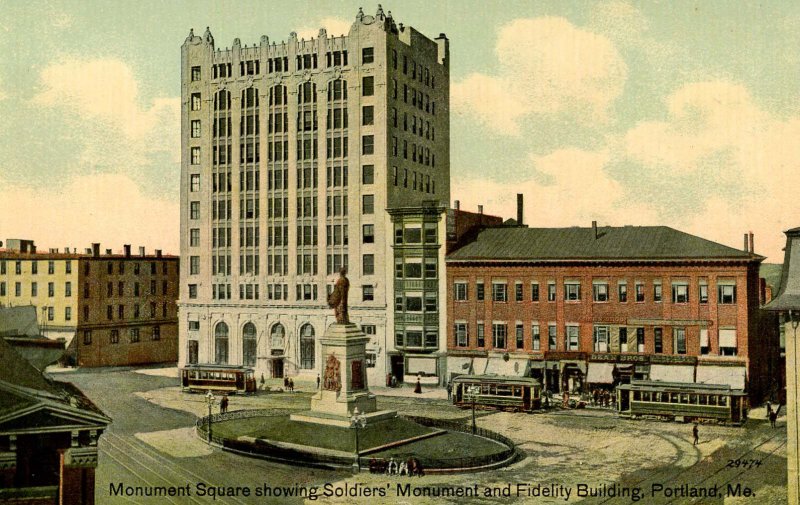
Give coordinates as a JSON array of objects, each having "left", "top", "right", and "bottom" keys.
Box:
[
  {"left": 0, "top": 241, "right": 179, "bottom": 367},
  {"left": 446, "top": 223, "right": 776, "bottom": 403}
]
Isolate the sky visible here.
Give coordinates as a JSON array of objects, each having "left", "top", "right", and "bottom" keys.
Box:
[{"left": 0, "top": 0, "right": 798, "bottom": 261}]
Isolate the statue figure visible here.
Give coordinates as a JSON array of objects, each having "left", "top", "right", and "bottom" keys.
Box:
[
  {"left": 327, "top": 268, "right": 349, "bottom": 324},
  {"left": 323, "top": 354, "right": 341, "bottom": 392}
]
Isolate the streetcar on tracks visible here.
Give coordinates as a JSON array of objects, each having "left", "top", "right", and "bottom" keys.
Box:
[
  {"left": 180, "top": 364, "right": 257, "bottom": 394},
  {"left": 452, "top": 374, "right": 542, "bottom": 412},
  {"left": 616, "top": 380, "right": 748, "bottom": 425}
]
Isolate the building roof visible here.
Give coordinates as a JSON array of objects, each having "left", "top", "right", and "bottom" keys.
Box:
[
  {"left": 446, "top": 225, "right": 760, "bottom": 263},
  {"left": 760, "top": 263, "right": 784, "bottom": 294},
  {"left": 0, "top": 305, "right": 40, "bottom": 338},
  {"left": 765, "top": 228, "right": 800, "bottom": 311},
  {"left": 0, "top": 249, "right": 178, "bottom": 260}
]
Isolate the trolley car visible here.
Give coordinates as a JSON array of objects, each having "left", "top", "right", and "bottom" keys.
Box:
[
  {"left": 452, "top": 374, "right": 542, "bottom": 412},
  {"left": 617, "top": 380, "right": 748, "bottom": 425},
  {"left": 180, "top": 364, "right": 257, "bottom": 394}
]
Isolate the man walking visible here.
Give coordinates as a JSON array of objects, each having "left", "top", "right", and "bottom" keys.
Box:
[
  {"left": 692, "top": 423, "right": 699, "bottom": 446},
  {"left": 316, "top": 374, "right": 321, "bottom": 389},
  {"left": 220, "top": 394, "right": 229, "bottom": 414},
  {"left": 446, "top": 382, "right": 452, "bottom": 401}
]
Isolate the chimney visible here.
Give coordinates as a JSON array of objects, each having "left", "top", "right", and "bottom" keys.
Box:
[
  {"left": 155, "top": 249, "right": 162, "bottom": 258},
  {"left": 743, "top": 233, "right": 748, "bottom": 252},
  {"left": 516, "top": 194, "right": 523, "bottom": 226},
  {"left": 749, "top": 231, "right": 754, "bottom": 254},
  {"left": 105, "top": 249, "right": 112, "bottom": 255},
  {"left": 454, "top": 200, "right": 460, "bottom": 211},
  {"left": 92, "top": 243, "right": 100, "bottom": 257},
  {"left": 139, "top": 246, "right": 146, "bottom": 257},
  {"left": 31, "top": 245, "right": 36, "bottom": 254},
  {"left": 478, "top": 205, "right": 483, "bottom": 215},
  {"left": 592, "top": 220, "right": 598, "bottom": 239},
  {"left": 124, "top": 244, "right": 131, "bottom": 258}
]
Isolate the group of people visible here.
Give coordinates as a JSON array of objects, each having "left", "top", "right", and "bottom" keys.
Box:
[
  {"left": 283, "top": 376, "right": 296, "bottom": 392},
  {"left": 591, "top": 388, "right": 616, "bottom": 408},
  {"left": 368, "top": 457, "right": 424, "bottom": 476},
  {"left": 219, "top": 394, "right": 229, "bottom": 414}
]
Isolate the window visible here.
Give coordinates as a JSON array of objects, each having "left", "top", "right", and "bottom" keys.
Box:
[
  {"left": 48, "top": 261, "right": 54, "bottom": 274},
  {"left": 190, "top": 228, "right": 200, "bottom": 247},
  {"left": 425, "top": 292, "right": 437, "bottom": 312},
  {"left": 118, "top": 304, "right": 124, "bottom": 319},
  {"left": 566, "top": 326, "right": 579, "bottom": 350},
  {"left": 593, "top": 282, "right": 609, "bottom": 302},
  {"left": 191, "top": 120, "right": 201, "bottom": 138},
  {"left": 618, "top": 282, "right": 627, "bottom": 302},
  {"left": 476, "top": 281, "right": 485, "bottom": 301},
  {"left": 362, "top": 224, "right": 374, "bottom": 243},
  {"left": 635, "top": 282, "right": 645, "bottom": 302},
  {"left": 404, "top": 226, "right": 422, "bottom": 243},
  {"left": 492, "top": 282, "right": 507, "bottom": 302},
  {"left": 455, "top": 322, "right": 468, "bottom": 347},
  {"left": 14, "top": 261, "right": 21, "bottom": 275},
  {"left": 424, "top": 259, "right": 437, "bottom": 279},
  {"left": 547, "top": 282, "right": 556, "bottom": 302},
  {"left": 672, "top": 282, "right": 689, "bottom": 303},
  {"left": 699, "top": 280, "right": 708, "bottom": 304},
  {"left": 362, "top": 105, "right": 374, "bottom": 125},
  {"left": 564, "top": 282, "right": 581, "bottom": 301},
  {"left": 362, "top": 254, "right": 374, "bottom": 275},
  {"left": 190, "top": 174, "right": 200, "bottom": 192},
  {"left": 477, "top": 323, "right": 485, "bottom": 347},
  {"left": 189, "top": 256, "right": 199, "bottom": 275},
  {"left": 362, "top": 76, "right": 374, "bottom": 96},
  {"left": 299, "top": 324, "right": 314, "bottom": 369},
  {"left": 362, "top": 285, "right": 374, "bottom": 301},
  {"left": 214, "top": 322, "right": 228, "bottom": 363},
  {"left": 188, "top": 284, "right": 197, "bottom": 299},
  {"left": 362, "top": 194, "right": 374, "bottom": 214},
  {"left": 454, "top": 282, "right": 467, "bottom": 301},
  {"left": 0, "top": 282, "right": 4, "bottom": 296},
  {"left": 48, "top": 282, "right": 54, "bottom": 297},
  {"left": 83, "top": 330, "right": 92, "bottom": 345},
  {"left": 14, "top": 282, "right": 20, "bottom": 297},
  {"left": 654, "top": 327, "right": 663, "bottom": 353},
  {"left": 673, "top": 328, "right": 686, "bottom": 354},
  {"left": 719, "top": 328, "right": 737, "bottom": 356},
  {"left": 191, "top": 147, "right": 200, "bottom": 165},
  {"left": 531, "top": 283, "right": 539, "bottom": 302},
  {"left": 190, "top": 201, "right": 200, "bottom": 219},
  {"left": 188, "top": 320, "right": 200, "bottom": 331},
  {"left": 700, "top": 328, "right": 709, "bottom": 355},
  {"left": 619, "top": 328, "right": 628, "bottom": 352},
  {"left": 532, "top": 325, "right": 541, "bottom": 350},
  {"left": 362, "top": 165, "right": 374, "bottom": 184},
  {"left": 65, "top": 281, "right": 72, "bottom": 297},
  {"left": 48, "top": 307, "right": 54, "bottom": 321},
  {"left": 636, "top": 327, "right": 645, "bottom": 352},
  {"left": 31, "top": 261, "right": 37, "bottom": 275},
  {"left": 110, "top": 330, "right": 119, "bottom": 344},
  {"left": 152, "top": 325, "right": 161, "bottom": 341},
  {"left": 191, "top": 93, "right": 201, "bottom": 111},
  {"left": 362, "top": 47, "right": 374, "bottom": 64},
  {"left": 515, "top": 324, "right": 524, "bottom": 349},
  {"left": 718, "top": 282, "right": 736, "bottom": 304},
  {"left": 593, "top": 326, "right": 609, "bottom": 352},
  {"left": 653, "top": 281, "right": 662, "bottom": 303},
  {"left": 31, "top": 282, "right": 37, "bottom": 297},
  {"left": 492, "top": 323, "right": 507, "bottom": 349},
  {"left": 362, "top": 135, "right": 374, "bottom": 155},
  {"left": 515, "top": 282, "right": 523, "bottom": 302},
  {"left": 66, "top": 261, "right": 72, "bottom": 274}
]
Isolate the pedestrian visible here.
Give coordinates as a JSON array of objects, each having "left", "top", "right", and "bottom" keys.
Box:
[
  {"left": 562, "top": 391, "right": 570, "bottom": 408},
  {"left": 398, "top": 460, "right": 408, "bottom": 476},
  {"left": 316, "top": 374, "right": 321, "bottom": 389},
  {"left": 770, "top": 405, "right": 780, "bottom": 428},
  {"left": 391, "top": 375, "right": 398, "bottom": 388},
  {"left": 220, "top": 394, "right": 229, "bottom": 414},
  {"left": 386, "top": 457, "right": 397, "bottom": 475},
  {"left": 414, "top": 377, "right": 422, "bottom": 394},
  {"left": 289, "top": 378, "right": 294, "bottom": 392},
  {"left": 284, "top": 376, "right": 289, "bottom": 390},
  {"left": 766, "top": 400, "right": 772, "bottom": 418},
  {"left": 593, "top": 388, "right": 599, "bottom": 406},
  {"left": 260, "top": 373, "right": 266, "bottom": 390},
  {"left": 692, "top": 423, "right": 699, "bottom": 446},
  {"left": 446, "top": 382, "right": 452, "bottom": 401}
]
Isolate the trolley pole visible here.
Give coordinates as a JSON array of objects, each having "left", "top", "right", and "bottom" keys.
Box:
[
  {"left": 467, "top": 385, "right": 480, "bottom": 435},
  {"left": 205, "top": 391, "right": 215, "bottom": 443}
]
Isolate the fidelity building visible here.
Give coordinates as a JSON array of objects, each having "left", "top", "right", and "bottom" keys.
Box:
[{"left": 178, "top": 6, "right": 451, "bottom": 385}]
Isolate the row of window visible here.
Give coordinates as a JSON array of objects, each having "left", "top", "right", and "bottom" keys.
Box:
[
  {"left": 1, "top": 260, "right": 72, "bottom": 275},
  {"left": 391, "top": 79, "right": 436, "bottom": 116},
  {"left": 1, "top": 281, "right": 69, "bottom": 298},
  {"left": 453, "top": 323, "right": 736, "bottom": 356},
  {"left": 453, "top": 280, "right": 738, "bottom": 305},
  {"left": 0, "top": 279, "right": 169, "bottom": 299},
  {"left": 188, "top": 282, "right": 378, "bottom": 302},
  {"left": 391, "top": 108, "right": 436, "bottom": 140},
  {"left": 391, "top": 49, "right": 436, "bottom": 89},
  {"left": 189, "top": 165, "right": 373, "bottom": 197},
  {"left": 83, "top": 326, "right": 161, "bottom": 345},
  {"left": 391, "top": 136, "right": 436, "bottom": 167},
  {"left": 391, "top": 166, "right": 436, "bottom": 194},
  {"left": 395, "top": 292, "right": 438, "bottom": 313},
  {"left": 104, "top": 302, "right": 169, "bottom": 321},
  {"left": 190, "top": 250, "right": 381, "bottom": 278}
]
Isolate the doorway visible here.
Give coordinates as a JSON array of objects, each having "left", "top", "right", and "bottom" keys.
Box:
[
  {"left": 272, "top": 358, "right": 284, "bottom": 378},
  {"left": 390, "top": 355, "right": 404, "bottom": 383}
]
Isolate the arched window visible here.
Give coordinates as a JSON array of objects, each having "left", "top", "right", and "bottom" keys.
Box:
[
  {"left": 214, "top": 89, "right": 231, "bottom": 111},
  {"left": 270, "top": 85, "right": 287, "bottom": 106},
  {"left": 242, "top": 322, "right": 257, "bottom": 367},
  {"left": 214, "top": 322, "right": 229, "bottom": 364},
  {"left": 298, "top": 81, "right": 316, "bottom": 104},
  {"left": 327, "top": 79, "right": 347, "bottom": 101},
  {"left": 299, "top": 324, "right": 315, "bottom": 369},
  {"left": 270, "top": 323, "right": 285, "bottom": 350}
]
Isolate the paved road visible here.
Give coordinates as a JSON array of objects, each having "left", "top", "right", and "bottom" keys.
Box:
[{"left": 61, "top": 369, "right": 349, "bottom": 505}]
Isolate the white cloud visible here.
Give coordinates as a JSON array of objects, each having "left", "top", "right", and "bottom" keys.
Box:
[
  {"left": 452, "top": 17, "right": 627, "bottom": 136},
  {"left": 296, "top": 17, "right": 352, "bottom": 40},
  {"left": 0, "top": 173, "right": 179, "bottom": 254}
]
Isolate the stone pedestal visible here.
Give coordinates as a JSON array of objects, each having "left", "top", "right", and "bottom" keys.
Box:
[{"left": 290, "top": 323, "right": 396, "bottom": 427}]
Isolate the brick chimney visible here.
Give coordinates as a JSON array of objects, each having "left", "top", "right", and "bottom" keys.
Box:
[
  {"left": 124, "top": 244, "right": 131, "bottom": 258},
  {"left": 92, "top": 243, "right": 100, "bottom": 257},
  {"left": 516, "top": 194, "right": 523, "bottom": 226}
]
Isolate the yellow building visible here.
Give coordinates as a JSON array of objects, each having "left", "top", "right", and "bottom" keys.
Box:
[{"left": 764, "top": 226, "right": 800, "bottom": 505}]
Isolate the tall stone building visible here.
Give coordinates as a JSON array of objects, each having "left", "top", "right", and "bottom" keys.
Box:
[{"left": 178, "top": 6, "right": 450, "bottom": 385}]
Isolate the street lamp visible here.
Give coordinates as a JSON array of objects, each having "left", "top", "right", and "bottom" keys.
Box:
[
  {"left": 205, "top": 391, "right": 215, "bottom": 443},
  {"left": 350, "top": 407, "right": 367, "bottom": 472},
  {"left": 467, "top": 385, "right": 481, "bottom": 435}
]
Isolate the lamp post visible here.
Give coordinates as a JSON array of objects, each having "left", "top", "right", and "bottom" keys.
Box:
[
  {"left": 205, "top": 391, "right": 215, "bottom": 443},
  {"left": 350, "top": 407, "right": 367, "bottom": 472},
  {"left": 467, "top": 385, "right": 481, "bottom": 435}
]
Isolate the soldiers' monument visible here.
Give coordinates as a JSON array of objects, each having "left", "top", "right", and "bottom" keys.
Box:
[{"left": 290, "top": 269, "right": 397, "bottom": 427}]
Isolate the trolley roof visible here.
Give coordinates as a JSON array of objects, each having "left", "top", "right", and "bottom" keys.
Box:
[
  {"left": 452, "top": 374, "right": 541, "bottom": 386},
  {"left": 181, "top": 364, "right": 255, "bottom": 372},
  {"left": 618, "top": 380, "right": 746, "bottom": 394}
]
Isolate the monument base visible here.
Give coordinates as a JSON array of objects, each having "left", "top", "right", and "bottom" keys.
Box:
[{"left": 289, "top": 409, "right": 398, "bottom": 428}]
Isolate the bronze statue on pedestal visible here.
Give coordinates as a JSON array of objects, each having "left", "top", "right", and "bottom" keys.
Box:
[{"left": 327, "top": 267, "right": 350, "bottom": 324}]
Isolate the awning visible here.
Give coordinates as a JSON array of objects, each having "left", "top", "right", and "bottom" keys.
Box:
[
  {"left": 696, "top": 366, "right": 746, "bottom": 390},
  {"left": 473, "top": 357, "right": 488, "bottom": 375},
  {"left": 560, "top": 361, "right": 587, "bottom": 374},
  {"left": 484, "top": 357, "right": 530, "bottom": 377},
  {"left": 649, "top": 364, "right": 694, "bottom": 383},
  {"left": 447, "top": 356, "right": 473, "bottom": 376},
  {"left": 586, "top": 363, "right": 615, "bottom": 384}
]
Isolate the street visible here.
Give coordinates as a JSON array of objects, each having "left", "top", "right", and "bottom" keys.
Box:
[{"left": 59, "top": 368, "right": 787, "bottom": 504}]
